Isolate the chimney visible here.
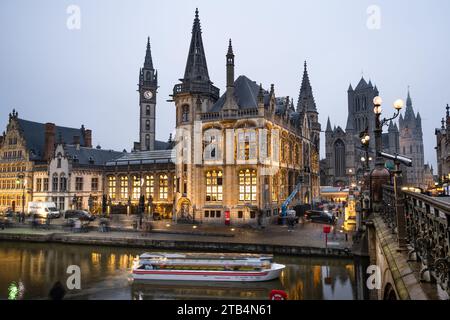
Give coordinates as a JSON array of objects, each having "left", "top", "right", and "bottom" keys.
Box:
[
  {"left": 44, "top": 123, "right": 56, "bottom": 161},
  {"left": 73, "top": 135, "right": 80, "bottom": 150},
  {"left": 84, "top": 129, "right": 92, "bottom": 148}
]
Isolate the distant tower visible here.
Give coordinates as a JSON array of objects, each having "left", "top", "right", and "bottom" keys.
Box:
[
  {"left": 346, "top": 77, "right": 379, "bottom": 152},
  {"left": 138, "top": 37, "right": 158, "bottom": 151},
  {"left": 399, "top": 89, "right": 425, "bottom": 187},
  {"left": 297, "top": 61, "right": 320, "bottom": 149}
]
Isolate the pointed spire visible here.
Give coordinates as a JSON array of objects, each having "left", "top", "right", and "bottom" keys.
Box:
[
  {"left": 404, "top": 87, "right": 415, "bottom": 123},
  {"left": 183, "top": 8, "right": 210, "bottom": 83},
  {"left": 406, "top": 86, "right": 412, "bottom": 107},
  {"left": 326, "top": 117, "right": 332, "bottom": 132},
  {"left": 257, "top": 83, "right": 264, "bottom": 104},
  {"left": 227, "top": 38, "right": 233, "bottom": 55},
  {"left": 144, "top": 37, "right": 154, "bottom": 70},
  {"left": 226, "top": 39, "right": 235, "bottom": 89},
  {"left": 296, "top": 61, "right": 317, "bottom": 113},
  {"left": 348, "top": 83, "right": 353, "bottom": 92}
]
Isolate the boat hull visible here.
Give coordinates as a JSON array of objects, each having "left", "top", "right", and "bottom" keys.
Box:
[{"left": 132, "top": 263, "right": 285, "bottom": 282}]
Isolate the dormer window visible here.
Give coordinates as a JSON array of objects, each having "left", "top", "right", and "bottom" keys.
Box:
[{"left": 57, "top": 158, "right": 61, "bottom": 168}]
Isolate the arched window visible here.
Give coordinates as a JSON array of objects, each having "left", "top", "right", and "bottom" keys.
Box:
[
  {"left": 52, "top": 173, "right": 59, "bottom": 192},
  {"left": 334, "top": 140, "right": 346, "bottom": 177},
  {"left": 60, "top": 173, "right": 67, "bottom": 192},
  {"left": 182, "top": 105, "right": 189, "bottom": 122},
  {"left": 119, "top": 176, "right": 128, "bottom": 200},
  {"left": 146, "top": 105, "right": 151, "bottom": 116},
  {"left": 205, "top": 170, "right": 223, "bottom": 202},
  {"left": 146, "top": 71, "right": 151, "bottom": 81},
  {"left": 146, "top": 120, "right": 150, "bottom": 131},
  {"left": 237, "top": 130, "right": 257, "bottom": 161},
  {"left": 204, "top": 129, "right": 222, "bottom": 161}
]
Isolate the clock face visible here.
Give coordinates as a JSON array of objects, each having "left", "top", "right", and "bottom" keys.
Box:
[{"left": 144, "top": 91, "right": 153, "bottom": 100}]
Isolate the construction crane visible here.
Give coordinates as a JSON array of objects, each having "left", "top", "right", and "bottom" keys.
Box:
[{"left": 281, "top": 182, "right": 303, "bottom": 218}]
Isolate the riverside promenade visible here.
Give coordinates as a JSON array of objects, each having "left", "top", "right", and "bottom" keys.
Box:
[{"left": 0, "top": 216, "right": 353, "bottom": 258}]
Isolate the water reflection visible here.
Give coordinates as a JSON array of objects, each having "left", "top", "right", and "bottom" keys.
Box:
[{"left": 0, "top": 242, "right": 357, "bottom": 300}]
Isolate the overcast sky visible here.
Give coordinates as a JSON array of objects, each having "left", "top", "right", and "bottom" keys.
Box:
[{"left": 1, "top": 0, "right": 449, "bottom": 169}]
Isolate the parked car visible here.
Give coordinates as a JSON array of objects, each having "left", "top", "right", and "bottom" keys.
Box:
[
  {"left": 64, "top": 210, "right": 96, "bottom": 222},
  {"left": 28, "top": 202, "right": 61, "bottom": 219},
  {"left": 304, "top": 210, "right": 336, "bottom": 224}
]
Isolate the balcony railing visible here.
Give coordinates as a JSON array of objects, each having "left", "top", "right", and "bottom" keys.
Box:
[
  {"left": 173, "top": 82, "right": 220, "bottom": 100},
  {"left": 381, "top": 185, "right": 450, "bottom": 296}
]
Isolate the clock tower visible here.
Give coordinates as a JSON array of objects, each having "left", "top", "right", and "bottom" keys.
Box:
[{"left": 138, "top": 37, "right": 158, "bottom": 151}]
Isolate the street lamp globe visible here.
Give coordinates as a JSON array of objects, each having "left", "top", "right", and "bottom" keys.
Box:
[
  {"left": 373, "top": 96, "right": 383, "bottom": 106},
  {"left": 393, "top": 99, "right": 404, "bottom": 111},
  {"left": 361, "top": 157, "right": 366, "bottom": 162},
  {"left": 364, "top": 134, "right": 370, "bottom": 141}
]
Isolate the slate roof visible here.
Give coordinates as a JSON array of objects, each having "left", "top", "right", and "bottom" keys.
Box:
[
  {"left": 106, "top": 149, "right": 175, "bottom": 166},
  {"left": 17, "top": 119, "right": 86, "bottom": 161},
  {"left": 64, "top": 145, "right": 123, "bottom": 166},
  {"left": 154, "top": 140, "right": 171, "bottom": 150},
  {"left": 210, "top": 75, "right": 270, "bottom": 112}
]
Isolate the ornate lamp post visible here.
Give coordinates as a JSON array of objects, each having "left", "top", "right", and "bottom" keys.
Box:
[{"left": 370, "top": 96, "right": 404, "bottom": 211}]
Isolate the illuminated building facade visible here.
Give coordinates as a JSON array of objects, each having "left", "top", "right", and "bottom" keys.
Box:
[
  {"left": 0, "top": 110, "right": 92, "bottom": 212},
  {"left": 171, "top": 10, "right": 321, "bottom": 225}
]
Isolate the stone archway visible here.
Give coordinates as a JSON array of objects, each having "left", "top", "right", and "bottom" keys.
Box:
[{"left": 383, "top": 283, "right": 397, "bottom": 300}]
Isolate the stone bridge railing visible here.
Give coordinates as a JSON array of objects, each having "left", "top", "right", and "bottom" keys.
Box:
[{"left": 382, "top": 185, "right": 450, "bottom": 297}]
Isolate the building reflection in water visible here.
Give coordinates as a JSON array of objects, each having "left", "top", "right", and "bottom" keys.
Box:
[{"left": 0, "top": 242, "right": 357, "bottom": 300}]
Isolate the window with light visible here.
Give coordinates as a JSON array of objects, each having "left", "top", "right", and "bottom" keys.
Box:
[
  {"left": 239, "top": 169, "right": 257, "bottom": 202},
  {"left": 132, "top": 176, "right": 140, "bottom": 200},
  {"left": 145, "top": 175, "right": 154, "bottom": 198},
  {"left": 159, "top": 175, "right": 168, "bottom": 200},
  {"left": 206, "top": 170, "right": 223, "bottom": 202},
  {"left": 120, "top": 176, "right": 128, "bottom": 200},
  {"left": 108, "top": 176, "right": 116, "bottom": 200}
]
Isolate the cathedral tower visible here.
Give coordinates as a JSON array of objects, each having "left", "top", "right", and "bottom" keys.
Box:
[{"left": 399, "top": 89, "right": 425, "bottom": 187}]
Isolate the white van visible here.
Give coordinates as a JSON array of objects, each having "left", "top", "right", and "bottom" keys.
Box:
[{"left": 27, "top": 202, "right": 61, "bottom": 219}]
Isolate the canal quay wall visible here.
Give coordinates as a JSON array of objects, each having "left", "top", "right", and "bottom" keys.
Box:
[{"left": 0, "top": 229, "right": 352, "bottom": 259}]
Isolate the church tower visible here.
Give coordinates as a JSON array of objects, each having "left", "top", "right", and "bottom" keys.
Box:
[
  {"left": 297, "top": 62, "right": 320, "bottom": 145},
  {"left": 171, "top": 8, "right": 220, "bottom": 214},
  {"left": 399, "top": 89, "right": 425, "bottom": 187},
  {"left": 138, "top": 37, "right": 158, "bottom": 151}
]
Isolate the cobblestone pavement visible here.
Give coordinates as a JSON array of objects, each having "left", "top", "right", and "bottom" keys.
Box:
[{"left": 1, "top": 215, "right": 353, "bottom": 249}]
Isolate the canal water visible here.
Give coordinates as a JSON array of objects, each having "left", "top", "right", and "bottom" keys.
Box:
[{"left": 0, "top": 242, "right": 358, "bottom": 300}]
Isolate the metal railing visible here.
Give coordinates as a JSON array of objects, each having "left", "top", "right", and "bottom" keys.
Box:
[{"left": 382, "top": 185, "right": 450, "bottom": 296}]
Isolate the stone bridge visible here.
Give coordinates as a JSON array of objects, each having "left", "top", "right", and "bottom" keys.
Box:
[{"left": 358, "top": 185, "right": 450, "bottom": 300}]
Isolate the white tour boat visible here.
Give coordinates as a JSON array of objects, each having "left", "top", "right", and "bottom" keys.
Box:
[{"left": 131, "top": 252, "right": 285, "bottom": 282}]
